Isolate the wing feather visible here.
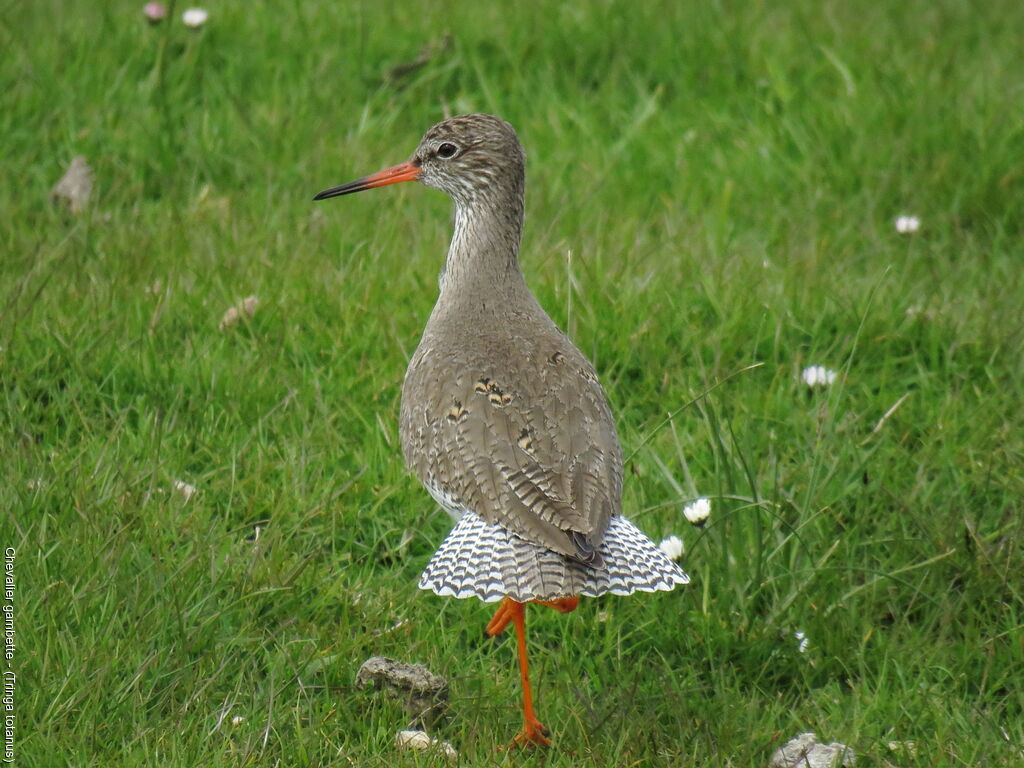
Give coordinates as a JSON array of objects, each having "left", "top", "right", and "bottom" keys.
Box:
[{"left": 400, "top": 329, "right": 621, "bottom": 561}]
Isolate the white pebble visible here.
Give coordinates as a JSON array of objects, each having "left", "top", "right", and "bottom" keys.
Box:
[
  {"left": 172, "top": 479, "right": 197, "bottom": 502},
  {"left": 219, "top": 295, "right": 259, "bottom": 331},
  {"left": 395, "top": 730, "right": 457, "bottom": 761}
]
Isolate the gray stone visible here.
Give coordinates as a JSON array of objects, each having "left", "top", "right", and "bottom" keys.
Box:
[
  {"left": 51, "top": 156, "right": 93, "bottom": 213},
  {"left": 770, "top": 731, "right": 855, "bottom": 768},
  {"left": 355, "top": 656, "right": 448, "bottom": 725}
]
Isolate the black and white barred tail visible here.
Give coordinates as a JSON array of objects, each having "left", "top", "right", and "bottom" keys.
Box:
[{"left": 418, "top": 513, "right": 689, "bottom": 603}]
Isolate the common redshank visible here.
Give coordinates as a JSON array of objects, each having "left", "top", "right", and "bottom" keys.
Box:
[{"left": 314, "top": 114, "right": 688, "bottom": 747}]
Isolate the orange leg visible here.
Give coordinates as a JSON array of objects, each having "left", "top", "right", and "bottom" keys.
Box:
[
  {"left": 486, "top": 595, "right": 579, "bottom": 637},
  {"left": 484, "top": 596, "right": 580, "bottom": 748},
  {"left": 507, "top": 600, "right": 550, "bottom": 747}
]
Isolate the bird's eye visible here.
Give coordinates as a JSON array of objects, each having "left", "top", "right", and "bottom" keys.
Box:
[{"left": 437, "top": 142, "right": 458, "bottom": 159}]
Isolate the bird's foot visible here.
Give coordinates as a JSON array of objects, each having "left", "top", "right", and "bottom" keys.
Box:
[
  {"left": 504, "top": 716, "right": 551, "bottom": 749},
  {"left": 534, "top": 596, "right": 579, "bottom": 614},
  {"left": 484, "top": 597, "right": 518, "bottom": 637}
]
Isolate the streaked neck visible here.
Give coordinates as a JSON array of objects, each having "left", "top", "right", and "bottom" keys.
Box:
[{"left": 438, "top": 192, "right": 526, "bottom": 302}]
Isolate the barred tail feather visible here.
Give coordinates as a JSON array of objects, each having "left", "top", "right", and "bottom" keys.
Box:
[{"left": 418, "top": 513, "right": 689, "bottom": 603}]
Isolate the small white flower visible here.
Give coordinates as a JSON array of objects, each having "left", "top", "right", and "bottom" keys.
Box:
[
  {"left": 182, "top": 7, "right": 209, "bottom": 28},
  {"left": 894, "top": 215, "right": 920, "bottom": 234},
  {"left": 887, "top": 741, "right": 917, "bottom": 756},
  {"left": 801, "top": 365, "right": 838, "bottom": 388},
  {"left": 658, "top": 535, "right": 684, "bottom": 560},
  {"left": 173, "top": 479, "right": 197, "bottom": 502},
  {"left": 683, "top": 497, "right": 711, "bottom": 527},
  {"left": 230, "top": 715, "right": 245, "bottom": 726},
  {"left": 795, "top": 629, "right": 809, "bottom": 653}
]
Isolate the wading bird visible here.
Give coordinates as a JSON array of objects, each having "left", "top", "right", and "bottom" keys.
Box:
[{"left": 314, "top": 114, "right": 688, "bottom": 746}]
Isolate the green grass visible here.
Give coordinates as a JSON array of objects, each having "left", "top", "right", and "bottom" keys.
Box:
[{"left": 3, "top": 0, "right": 1023, "bottom": 765}]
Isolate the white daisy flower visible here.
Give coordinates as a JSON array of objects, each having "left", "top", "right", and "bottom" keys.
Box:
[
  {"left": 801, "top": 365, "right": 838, "bottom": 388},
  {"left": 658, "top": 535, "right": 684, "bottom": 560},
  {"left": 683, "top": 497, "right": 711, "bottom": 527},
  {"left": 182, "top": 7, "right": 209, "bottom": 28},
  {"left": 894, "top": 215, "right": 920, "bottom": 234},
  {"left": 795, "top": 629, "right": 809, "bottom": 653}
]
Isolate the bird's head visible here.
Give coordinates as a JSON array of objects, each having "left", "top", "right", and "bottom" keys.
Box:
[{"left": 314, "top": 113, "right": 525, "bottom": 208}]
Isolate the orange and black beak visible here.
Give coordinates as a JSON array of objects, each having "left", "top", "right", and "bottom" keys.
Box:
[{"left": 313, "top": 161, "right": 421, "bottom": 201}]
